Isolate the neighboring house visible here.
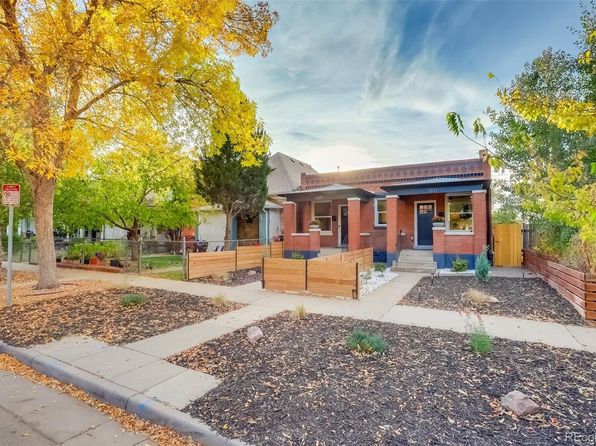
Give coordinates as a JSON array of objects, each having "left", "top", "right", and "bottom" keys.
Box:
[
  {"left": 196, "top": 152, "right": 318, "bottom": 244},
  {"left": 280, "top": 151, "right": 492, "bottom": 267}
]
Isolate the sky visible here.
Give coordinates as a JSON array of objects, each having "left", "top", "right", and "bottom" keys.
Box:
[{"left": 234, "top": 0, "right": 582, "bottom": 173}]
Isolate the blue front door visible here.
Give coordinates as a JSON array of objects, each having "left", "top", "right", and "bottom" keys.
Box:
[{"left": 416, "top": 203, "right": 434, "bottom": 246}]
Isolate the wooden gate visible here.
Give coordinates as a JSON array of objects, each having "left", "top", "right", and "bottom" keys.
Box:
[{"left": 493, "top": 223, "right": 522, "bottom": 267}]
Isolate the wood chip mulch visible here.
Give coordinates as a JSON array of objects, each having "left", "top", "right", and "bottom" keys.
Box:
[
  {"left": 170, "top": 312, "right": 595, "bottom": 446},
  {"left": 0, "top": 354, "right": 199, "bottom": 446},
  {"left": 191, "top": 268, "right": 261, "bottom": 287},
  {"left": 0, "top": 287, "right": 243, "bottom": 347},
  {"left": 399, "top": 276, "right": 586, "bottom": 326}
]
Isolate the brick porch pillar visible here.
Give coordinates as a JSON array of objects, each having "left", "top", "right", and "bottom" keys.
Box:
[
  {"left": 472, "top": 190, "right": 488, "bottom": 255},
  {"left": 282, "top": 201, "right": 296, "bottom": 254},
  {"left": 386, "top": 195, "right": 398, "bottom": 265},
  {"left": 347, "top": 198, "right": 361, "bottom": 251}
]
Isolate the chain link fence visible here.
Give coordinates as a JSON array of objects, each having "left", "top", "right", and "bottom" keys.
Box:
[{"left": 5, "top": 237, "right": 278, "bottom": 281}]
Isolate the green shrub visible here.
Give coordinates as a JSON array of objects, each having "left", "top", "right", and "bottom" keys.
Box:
[
  {"left": 468, "top": 326, "right": 492, "bottom": 355},
  {"left": 374, "top": 263, "right": 386, "bottom": 273},
  {"left": 451, "top": 257, "right": 468, "bottom": 272},
  {"left": 121, "top": 293, "right": 148, "bottom": 307},
  {"left": 475, "top": 245, "right": 491, "bottom": 282},
  {"left": 346, "top": 330, "right": 388, "bottom": 354},
  {"left": 290, "top": 251, "right": 304, "bottom": 259}
]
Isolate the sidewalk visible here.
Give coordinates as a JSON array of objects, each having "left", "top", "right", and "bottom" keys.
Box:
[
  {"left": 0, "top": 369, "right": 155, "bottom": 446},
  {"left": 7, "top": 262, "right": 596, "bottom": 352}
]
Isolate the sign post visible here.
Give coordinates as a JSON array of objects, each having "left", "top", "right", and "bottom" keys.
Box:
[{"left": 3, "top": 184, "right": 20, "bottom": 307}]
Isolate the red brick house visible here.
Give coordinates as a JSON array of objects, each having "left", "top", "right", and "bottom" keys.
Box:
[{"left": 280, "top": 151, "right": 491, "bottom": 269}]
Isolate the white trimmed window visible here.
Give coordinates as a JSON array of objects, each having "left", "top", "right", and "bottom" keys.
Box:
[
  {"left": 375, "top": 198, "right": 387, "bottom": 226},
  {"left": 313, "top": 201, "right": 332, "bottom": 233},
  {"left": 447, "top": 195, "right": 473, "bottom": 231}
]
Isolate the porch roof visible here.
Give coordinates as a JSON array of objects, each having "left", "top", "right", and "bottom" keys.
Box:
[
  {"left": 381, "top": 177, "right": 489, "bottom": 196},
  {"left": 280, "top": 183, "right": 375, "bottom": 202}
]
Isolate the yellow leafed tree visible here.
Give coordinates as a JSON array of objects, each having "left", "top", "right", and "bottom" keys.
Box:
[{"left": 0, "top": 0, "right": 277, "bottom": 288}]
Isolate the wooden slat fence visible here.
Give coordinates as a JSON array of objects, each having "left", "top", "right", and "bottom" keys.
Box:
[
  {"left": 188, "top": 242, "right": 283, "bottom": 280},
  {"left": 263, "top": 257, "right": 359, "bottom": 298},
  {"left": 311, "top": 248, "right": 373, "bottom": 270},
  {"left": 524, "top": 249, "right": 596, "bottom": 321}
]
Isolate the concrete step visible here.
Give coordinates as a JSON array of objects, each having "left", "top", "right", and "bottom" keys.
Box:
[{"left": 393, "top": 263, "right": 437, "bottom": 273}]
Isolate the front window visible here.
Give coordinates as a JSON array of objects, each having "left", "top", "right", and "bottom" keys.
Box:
[
  {"left": 447, "top": 195, "right": 473, "bottom": 231},
  {"left": 313, "top": 201, "right": 332, "bottom": 232},
  {"left": 375, "top": 198, "right": 387, "bottom": 226}
]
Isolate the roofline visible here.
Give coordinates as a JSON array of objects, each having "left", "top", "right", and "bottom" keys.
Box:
[{"left": 303, "top": 157, "right": 483, "bottom": 178}]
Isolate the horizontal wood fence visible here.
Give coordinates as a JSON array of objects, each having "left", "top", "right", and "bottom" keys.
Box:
[
  {"left": 311, "top": 248, "right": 373, "bottom": 270},
  {"left": 263, "top": 257, "right": 359, "bottom": 298},
  {"left": 524, "top": 249, "right": 596, "bottom": 321},
  {"left": 187, "top": 242, "right": 283, "bottom": 280}
]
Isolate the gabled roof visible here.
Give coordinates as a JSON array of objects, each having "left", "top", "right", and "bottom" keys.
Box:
[{"left": 267, "top": 152, "right": 318, "bottom": 195}]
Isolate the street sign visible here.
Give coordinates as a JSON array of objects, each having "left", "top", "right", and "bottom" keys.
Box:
[{"left": 2, "top": 184, "right": 20, "bottom": 207}]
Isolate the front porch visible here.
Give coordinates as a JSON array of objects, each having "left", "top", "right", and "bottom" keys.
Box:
[{"left": 281, "top": 178, "right": 489, "bottom": 267}]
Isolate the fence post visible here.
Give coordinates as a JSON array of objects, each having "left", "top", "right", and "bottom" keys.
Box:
[
  {"left": 305, "top": 259, "right": 308, "bottom": 292},
  {"left": 354, "top": 262, "right": 359, "bottom": 299},
  {"left": 182, "top": 237, "right": 187, "bottom": 280},
  {"left": 137, "top": 239, "right": 142, "bottom": 273},
  {"left": 28, "top": 240, "right": 32, "bottom": 263},
  {"left": 235, "top": 244, "right": 238, "bottom": 271},
  {"left": 261, "top": 257, "right": 265, "bottom": 289}
]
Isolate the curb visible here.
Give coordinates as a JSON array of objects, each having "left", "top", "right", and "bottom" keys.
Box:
[{"left": 0, "top": 341, "right": 249, "bottom": 446}]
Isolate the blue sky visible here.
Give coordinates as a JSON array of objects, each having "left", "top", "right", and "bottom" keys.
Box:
[{"left": 235, "top": 0, "right": 581, "bottom": 172}]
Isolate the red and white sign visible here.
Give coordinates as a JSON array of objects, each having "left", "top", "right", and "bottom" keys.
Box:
[{"left": 2, "top": 184, "right": 20, "bottom": 207}]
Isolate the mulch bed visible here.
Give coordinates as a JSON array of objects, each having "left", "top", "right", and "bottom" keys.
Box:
[
  {"left": 170, "top": 313, "right": 594, "bottom": 446},
  {"left": 191, "top": 268, "right": 261, "bottom": 287},
  {"left": 0, "top": 287, "right": 243, "bottom": 347},
  {"left": 399, "top": 276, "right": 586, "bottom": 326}
]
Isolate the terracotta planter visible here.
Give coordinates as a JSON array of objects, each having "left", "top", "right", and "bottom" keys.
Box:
[{"left": 89, "top": 257, "right": 99, "bottom": 265}]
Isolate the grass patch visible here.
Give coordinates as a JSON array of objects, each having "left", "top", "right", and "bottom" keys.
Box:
[
  {"left": 212, "top": 293, "right": 228, "bottom": 308},
  {"left": 293, "top": 304, "right": 307, "bottom": 320},
  {"left": 151, "top": 270, "right": 185, "bottom": 280},
  {"left": 462, "top": 288, "right": 498, "bottom": 305},
  {"left": 346, "top": 329, "right": 388, "bottom": 354},
  {"left": 121, "top": 293, "right": 148, "bottom": 307},
  {"left": 142, "top": 255, "right": 183, "bottom": 269},
  {"left": 374, "top": 263, "right": 386, "bottom": 273},
  {"left": 468, "top": 327, "right": 492, "bottom": 355}
]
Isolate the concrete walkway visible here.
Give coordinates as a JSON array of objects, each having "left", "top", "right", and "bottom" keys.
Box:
[
  {"left": 8, "top": 262, "right": 596, "bottom": 353},
  {"left": 0, "top": 370, "right": 155, "bottom": 445}
]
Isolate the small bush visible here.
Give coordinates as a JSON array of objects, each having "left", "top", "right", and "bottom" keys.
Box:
[
  {"left": 475, "top": 245, "right": 491, "bottom": 282},
  {"left": 290, "top": 251, "right": 305, "bottom": 259},
  {"left": 451, "top": 257, "right": 468, "bottom": 272},
  {"left": 346, "top": 330, "right": 388, "bottom": 354},
  {"left": 469, "top": 326, "right": 492, "bottom": 355},
  {"left": 212, "top": 293, "right": 228, "bottom": 308},
  {"left": 293, "top": 304, "right": 307, "bottom": 320},
  {"left": 374, "top": 263, "right": 386, "bottom": 273},
  {"left": 121, "top": 293, "right": 148, "bottom": 307}
]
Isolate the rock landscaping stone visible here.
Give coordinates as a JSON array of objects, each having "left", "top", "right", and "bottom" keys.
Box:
[
  {"left": 170, "top": 312, "right": 594, "bottom": 446},
  {"left": 247, "top": 270, "right": 257, "bottom": 276},
  {"left": 501, "top": 390, "right": 542, "bottom": 416},
  {"left": 246, "top": 326, "right": 263, "bottom": 344},
  {"left": 400, "top": 276, "right": 586, "bottom": 325}
]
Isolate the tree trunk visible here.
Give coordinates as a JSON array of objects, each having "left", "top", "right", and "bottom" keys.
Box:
[
  {"left": 224, "top": 212, "right": 233, "bottom": 251},
  {"left": 127, "top": 228, "right": 140, "bottom": 261},
  {"left": 31, "top": 176, "right": 57, "bottom": 289}
]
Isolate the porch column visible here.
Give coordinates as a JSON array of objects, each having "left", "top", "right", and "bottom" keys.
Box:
[
  {"left": 282, "top": 201, "right": 296, "bottom": 253},
  {"left": 347, "top": 197, "right": 361, "bottom": 251},
  {"left": 472, "top": 190, "right": 488, "bottom": 255},
  {"left": 386, "top": 195, "right": 398, "bottom": 266}
]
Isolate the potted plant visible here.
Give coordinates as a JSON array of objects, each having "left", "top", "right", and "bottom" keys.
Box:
[
  {"left": 432, "top": 216, "right": 445, "bottom": 227},
  {"left": 309, "top": 219, "right": 321, "bottom": 229}
]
